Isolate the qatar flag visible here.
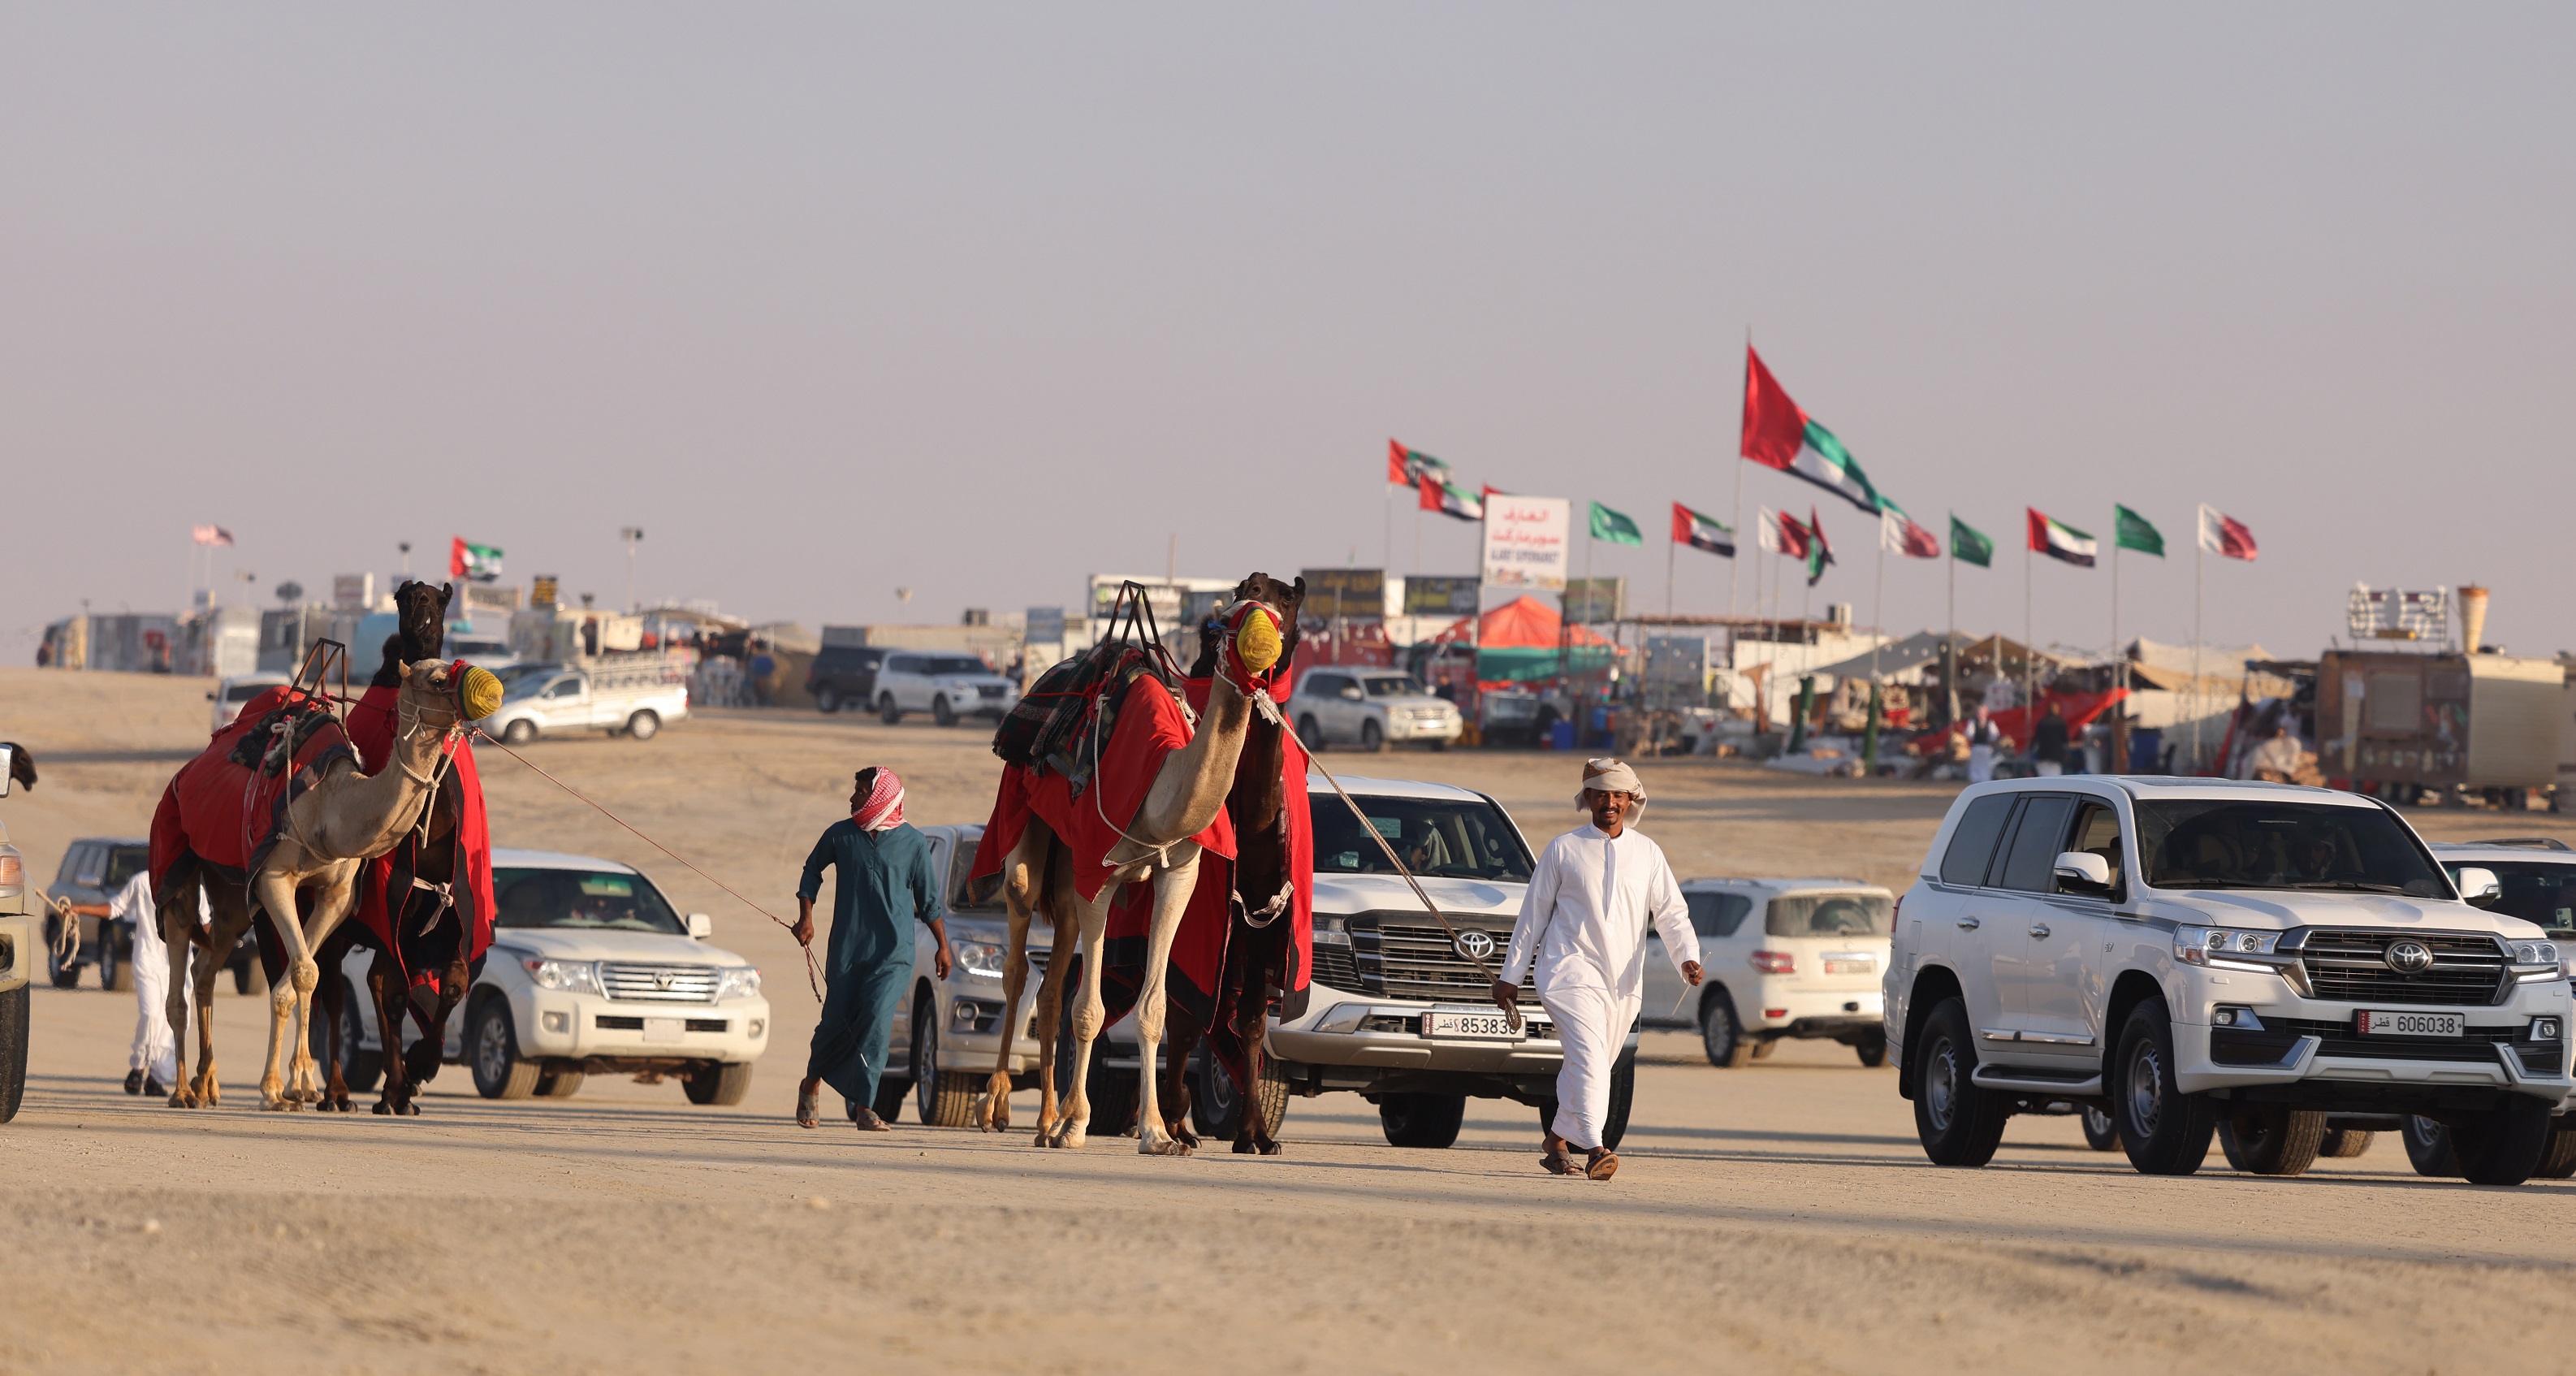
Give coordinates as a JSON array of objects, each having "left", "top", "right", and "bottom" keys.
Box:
[{"left": 2198, "top": 505, "right": 2258, "bottom": 560}]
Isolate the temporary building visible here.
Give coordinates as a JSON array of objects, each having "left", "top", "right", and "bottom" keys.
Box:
[{"left": 1428, "top": 595, "right": 1614, "bottom": 684}]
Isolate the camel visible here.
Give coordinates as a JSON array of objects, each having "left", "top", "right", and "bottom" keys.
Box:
[
  {"left": 160, "top": 656, "right": 477, "bottom": 1111},
  {"left": 974, "top": 573, "right": 1303, "bottom": 1153}
]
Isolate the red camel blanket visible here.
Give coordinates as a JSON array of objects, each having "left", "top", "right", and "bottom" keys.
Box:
[{"left": 347, "top": 680, "right": 495, "bottom": 993}]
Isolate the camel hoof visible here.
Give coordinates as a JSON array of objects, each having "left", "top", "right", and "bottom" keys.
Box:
[
  {"left": 399, "top": 1101, "right": 421, "bottom": 1117},
  {"left": 166, "top": 1093, "right": 191, "bottom": 1109},
  {"left": 1138, "top": 1135, "right": 1190, "bottom": 1157},
  {"left": 372, "top": 1101, "right": 393, "bottom": 1115}
]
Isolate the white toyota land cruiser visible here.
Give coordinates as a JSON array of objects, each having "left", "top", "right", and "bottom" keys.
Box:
[{"left": 1888, "top": 777, "right": 2573, "bottom": 1183}]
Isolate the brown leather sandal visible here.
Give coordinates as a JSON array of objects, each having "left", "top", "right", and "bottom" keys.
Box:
[
  {"left": 1584, "top": 1147, "right": 1619, "bottom": 1181},
  {"left": 854, "top": 1107, "right": 893, "bottom": 1132},
  {"left": 1540, "top": 1145, "right": 1575, "bottom": 1175},
  {"left": 796, "top": 1085, "right": 820, "bottom": 1130}
]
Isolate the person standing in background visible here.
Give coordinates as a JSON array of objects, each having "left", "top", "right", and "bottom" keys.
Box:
[
  {"left": 793, "top": 767, "right": 952, "bottom": 1132},
  {"left": 2031, "top": 701, "right": 2070, "bottom": 777},
  {"left": 1965, "top": 705, "right": 2003, "bottom": 784},
  {"left": 63, "top": 871, "right": 205, "bottom": 1097}
]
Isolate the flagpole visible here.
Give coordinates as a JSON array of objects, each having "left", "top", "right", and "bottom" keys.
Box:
[
  {"left": 2193, "top": 508, "right": 2205, "bottom": 775},
  {"left": 1383, "top": 482, "right": 1394, "bottom": 577},
  {"left": 1871, "top": 517, "right": 1886, "bottom": 682},
  {"left": 1946, "top": 526, "right": 1958, "bottom": 727},
  {"left": 2023, "top": 536, "right": 2034, "bottom": 729},
  {"left": 1664, "top": 521, "right": 1676, "bottom": 623},
  {"left": 1731, "top": 330, "right": 1747, "bottom": 626}
]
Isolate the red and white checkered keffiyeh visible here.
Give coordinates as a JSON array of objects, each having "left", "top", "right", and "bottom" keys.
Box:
[{"left": 853, "top": 768, "right": 906, "bottom": 833}]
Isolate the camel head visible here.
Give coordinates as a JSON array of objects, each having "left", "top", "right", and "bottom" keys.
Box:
[
  {"left": 392, "top": 581, "right": 454, "bottom": 662},
  {"left": 1219, "top": 573, "right": 1305, "bottom": 691}
]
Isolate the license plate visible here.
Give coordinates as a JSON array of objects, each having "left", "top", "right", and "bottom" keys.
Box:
[
  {"left": 1824, "top": 956, "right": 1875, "bottom": 976},
  {"left": 1422, "top": 1009, "right": 1523, "bottom": 1040},
  {"left": 643, "top": 1017, "right": 685, "bottom": 1044},
  {"left": 2356, "top": 1010, "right": 2464, "bottom": 1038}
]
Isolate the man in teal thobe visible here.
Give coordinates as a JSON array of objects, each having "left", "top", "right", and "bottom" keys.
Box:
[{"left": 794, "top": 767, "right": 952, "bottom": 1131}]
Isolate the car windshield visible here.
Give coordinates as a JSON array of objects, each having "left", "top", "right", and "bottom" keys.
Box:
[
  {"left": 1766, "top": 894, "right": 1891, "bottom": 937},
  {"left": 492, "top": 866, "right": 685, "bottom": 933},
  {"left": 2135, "top": 799, "right": 2448, "bottom": 898},
  {"left": 925, "top": 656, "right": 989, "bottom": 676},
  {"left": 946, "top": 834, "right": 1005, "bottom": 914},
  {"left": 2440, "top": 861, "right": 2576, "bottom": 938},
  {"left": 1363, "top": 676, "right": 1424, "bottom": 697},
  {"left": 104, "top": 846, "right": 152, "bottom": 889},
  {"left": 224, "top": 682, "right": 276, "bottom": 703},
  {"left": 1308, "top": 794, "right": 1532, "bottom": 882}
]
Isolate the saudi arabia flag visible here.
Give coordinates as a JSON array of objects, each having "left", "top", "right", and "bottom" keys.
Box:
[
  {"left": 2026, "top": 508, "right": 2097, "bottom": 567},
  {"left": 1418, "top": 474, "right": 1484, "bottom": 522},
  {"left": 1588, "top": 500, "right": 1643, "bottom": 546},
  {"left": 450, "top": 536, "right": 504, "bottom": 582},
  {"left": 2115, "top": 504, "right": 2165, "bottom": 556},
  {"left": 1671, "top": 503, "right": 1734, "bottom": 557},
  {"left": 1741, "top": 347, "right": 1884, "bottom": 516},
  {"left": 1950, "top": 515, "right": 1994, "bottom": 568}
]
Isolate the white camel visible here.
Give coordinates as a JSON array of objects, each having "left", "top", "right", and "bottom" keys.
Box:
[{"left": 162, "top": 660, "right": 485, "bottom": 1111}]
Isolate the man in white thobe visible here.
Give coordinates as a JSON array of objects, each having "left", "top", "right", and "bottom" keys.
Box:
[
  {"left": 66, "top": 871, "right": 201, "bottom": 1097},
  {"left": 1493, "top": 759, "right": 1702, "bottom": 1181}
]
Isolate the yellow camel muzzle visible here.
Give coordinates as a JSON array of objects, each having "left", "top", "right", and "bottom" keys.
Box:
[
  {"left": 1235, "top": 608, "right": 1283, "bottom": 673},
  {"left": 456, "top": 664, "right": 504, "bottom": 720}
]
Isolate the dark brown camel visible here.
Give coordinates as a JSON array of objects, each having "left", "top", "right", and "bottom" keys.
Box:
[{"left": 1159, "top": 575, "right": 1304, "bottom": 1154}]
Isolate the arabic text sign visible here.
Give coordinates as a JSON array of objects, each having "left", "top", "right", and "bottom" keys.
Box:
[{"left": 1480, "top": 495, "right": 1570, "bottom": 590}]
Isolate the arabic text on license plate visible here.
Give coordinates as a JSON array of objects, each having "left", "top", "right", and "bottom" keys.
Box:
[
  {"left": 643, "top": 1018, "right": 685, "bottom": 1044},
  {"left": 1824, "top": 957, "right": 1875, "bottom": 976},
  {"left": 1423, "top": 1009, "right": 1521, "bottom": 1040},
  {"left": 2356, "top": 1010, "right": 2464, "bottom": 1038}
]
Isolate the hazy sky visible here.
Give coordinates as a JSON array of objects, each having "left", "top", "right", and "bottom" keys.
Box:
[{"left": 6, "top": 5, "right": 2570, "bottom": 665}]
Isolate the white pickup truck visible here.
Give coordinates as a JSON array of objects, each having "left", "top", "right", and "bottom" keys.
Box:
[{"left": 479, "top": 665, "right": 689, "bottom": 744}]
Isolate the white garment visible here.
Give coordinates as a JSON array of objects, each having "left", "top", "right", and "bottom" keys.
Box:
[
  {"left": 1966, "top": 746, "right": 1996, "bottom": 784},
  {"left": 2033, "top": 760, "right": 2063, "bottom": 777},
  {"left": 110, "top": 872, "right": 197, "bottom": 1084},
  {"left": 1502, "top": 824, "right": 1700, "bottom": 1149}
]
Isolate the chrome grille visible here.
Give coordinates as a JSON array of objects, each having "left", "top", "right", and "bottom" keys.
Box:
[
  {"left": 1350, "top": 914, "right": 1536, "bottom": 1004},
  {"left": 2296, "top": 931, "right": 2507, "bottom": 1006},
  {"left": 599, "top": 962, "right": 720, "bottom": 1003},
  {"left": 1311, "top": 943, "right": 1363, "bottom": 991}
]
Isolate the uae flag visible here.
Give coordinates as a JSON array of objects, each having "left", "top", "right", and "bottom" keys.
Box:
[
  {"left": 1878, "top": 501, "right": 1940, "bottom": 559},
  {"left": 1418, "top": 474, "right": 1484, "bottom": 522},
  {"left": 1741, "top": 347, "right": 1884, "bottom": 516},
  {"left": 451, "top": 536, "right": 505, "bottom": 582},
  {"left": 1387, "top": 439, "right": 1448, "bottom": 487},
  {"left": 2026, "top": 509, "right": 2096, "bottom": 568},
  {"left": 1672, "top": 503, "right": 1735, "bottom": 557},
  {"left": 2199, "top": 504, "right": 2258, "bottom": 560}
]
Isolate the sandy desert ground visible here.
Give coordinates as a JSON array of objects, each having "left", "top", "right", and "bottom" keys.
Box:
[{"left": 5, "top": 666, "right": 2575, "bottom": 1374}]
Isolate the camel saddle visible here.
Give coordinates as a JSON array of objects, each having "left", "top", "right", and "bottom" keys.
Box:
[
  {"left": 150, "top": 686, "right": 354, "bottom": 902},
  {"left": 990, "top": 642, "right": 1178, "bottom": 799}
]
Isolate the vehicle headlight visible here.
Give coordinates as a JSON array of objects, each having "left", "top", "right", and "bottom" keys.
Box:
[
  {"left": 2510, "top": 941, "right": 2559, "bottom": 966},
  {"left": 522, "top": 956, "right": 602, "bottom": 993},
  {"left": 715, "top": 967, "right": 763, "bottom": 1001},
  {"left": 954, "top": 941, "right": 1006, "bottom": 978},
  {"left": 2174, "top": 926, "right": 2281, "bottom": 967}
]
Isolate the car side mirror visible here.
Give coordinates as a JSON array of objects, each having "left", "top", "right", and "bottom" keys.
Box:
[
  {"left": 205, "top": 691, "right": 217, "bottom": 701},
  {"left": 2457, "top": 867, "right": 2503, "bottom": 907},
  {"left": 0, "top": 743, "right": 12, "bottom": 798},
  {"left": 2053, "top": 851, "right": 2112, "bottom": 894},
  {"left": 686, "top": 912, "right": 713, "bottom": 938}
]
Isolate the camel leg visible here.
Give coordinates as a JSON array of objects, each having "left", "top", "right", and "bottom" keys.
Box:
[
  {"left": 1027, "top": 916, "right": 1072, "bottom": 1147},
  {"left": 285, "top": 873, "right": 357, "bottom": 1106},
  {"left": 162, "top": 886, "right": 201, "bottom": 1106},
  {"left": 1044, "top": 889, "right": 1113, "bottom": 1149},
  {"left": 979, "top": 825, "right": 1049, "bottom": 1133},
  {"left": 186, "top": 920, "right": 227, "bottom": 1108},
  {"left": 1234, "top": 937, "right": 1281, "bottom": 1155},
  {"left": 1130, "top": 846, "right": 1201, "bottom": 1157},
  {"left": 250, "top": 870, "right": 316, "bottom": 1110},
  {"left": 1162, "top": 997, "right": 1203, "bottom": 1150},
  {"left": 314, "top": 953, "right": 348, "bottom": 1112},
  {"left": 368, "top": 953, "right": 413, "bottom": 1115}
]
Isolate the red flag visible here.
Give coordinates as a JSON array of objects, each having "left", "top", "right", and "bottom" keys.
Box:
[
  {"left": 1387, "top": 439, "right": 1410, "bottom": 485},
  {"left": 191, "top": 524, "right": 234, "bottom": 547},
  {"left": 2198, "top": 505, "right": 2258, "bottom": 560},
  {"left": 1741, "top": 347, "right": 1809, "bottom": 470}
]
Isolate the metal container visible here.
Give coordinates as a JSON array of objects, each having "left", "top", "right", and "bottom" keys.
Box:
[{"left": 2316, "top": 650, "right": 2565, "bottom": 790}]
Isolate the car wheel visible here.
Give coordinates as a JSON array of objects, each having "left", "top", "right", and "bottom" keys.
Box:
[
  {"left": 2536, "top": 1123, "right": 2576, "bottom": 1179},
  {"left": 879, "top": 694, "right": 901, "bottom": 725},
  {"left": 470, "top": 997, "right": 541, "bottom": 1100},
  {"left": 501, "top": 719, "right": 537, "bottom": 746},
  {"left": 233, "top": 954, "right": 266, "bottom": 997},
  {"left": 932, "top": 695, "right": 957, "bottom": 728},
  {"left": 2080, "top": 1104, "right": 2121, "bottom": 1153},
  {"left": 1601, "top": 1050, "right": 1636, "bottom": 1149},
  {"left": 625, "top": 710, "right": 659, "bottom": 741},
  {"left": 2449, "top": 1096, "right": 2555, "bottom": 1186},
  {"left": 2217, "top": 1104, "right": 2327, "bottom": 1176},
  {"left": 1380, "top": 1093, "right": 1465, "bottom": 1148},
  {"left": 1700, "top": 994, "right": 1753, "bottom": 1068},
  {"left": 98, "top": 933, "right": 128, "bottom": 993},
  {"left": 1360, "top": 719, "right": 1384, "bottom": 753},
  {"left": 1296, "top": 715, "right": 1324, "bottom": 752},
  {"left": 1912, "top": 996, "right": 2011, "bottom": 1167},
  {"left": 2318, "top": 1127, "right": 2375, "bottom": 1159},
  {"left": 681, "top": 1062, "right": 752, "bottom": 1106},
  {"left": 1853, "top": 1031, "right": 1887, "bottom": 1068},
  {"left": 1191, "top": 1044, "right": 1290, "bottom": 1142},
  {"left": 537, "top": 1067, "right": 586, "bottom": 1098},
  {"left": 2401, "top": 1115, "right": 2462, "bottom": 1177},
  {"left": 0, "top": 981, "right": 26, "bottom": 1123},
  {"left": 815, "top": 686, "right": 839, "bottom": 714},
  {"left": 44, "top": 915, "right": 81, "bottom": 989},
  {"left": 910, "top": 1010, "right": 975, "bottom": 1127},
  {"left": 2114, "top": 997, "right": 2215, "bottom": 1176}
]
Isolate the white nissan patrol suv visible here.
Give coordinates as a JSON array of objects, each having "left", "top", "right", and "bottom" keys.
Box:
[{"left": 1887, "top": 777, "right": 2572, "bottom": 1184}]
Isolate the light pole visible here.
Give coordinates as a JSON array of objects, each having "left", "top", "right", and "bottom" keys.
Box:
[
  {"left": 620, "top": 527, "right": 645, "bottom": 612},
  {"left": 398, "top": 541, "right": 412, "bottom": 579}
]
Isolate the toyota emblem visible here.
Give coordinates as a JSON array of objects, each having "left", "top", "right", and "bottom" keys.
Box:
[
  {"left": 653, "top": 970, "right": 676, "bottom": 990},
  {"left": 2384, "top": 940, "right": 2434, "bottom": 974},
  {"left": 1454, "top": 930, "right": 1497, "bottom": 962}
]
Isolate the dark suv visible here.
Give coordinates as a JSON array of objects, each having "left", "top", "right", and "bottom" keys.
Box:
[{"left": 806, "top": 646, "right": 888, "bottom": 715}]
